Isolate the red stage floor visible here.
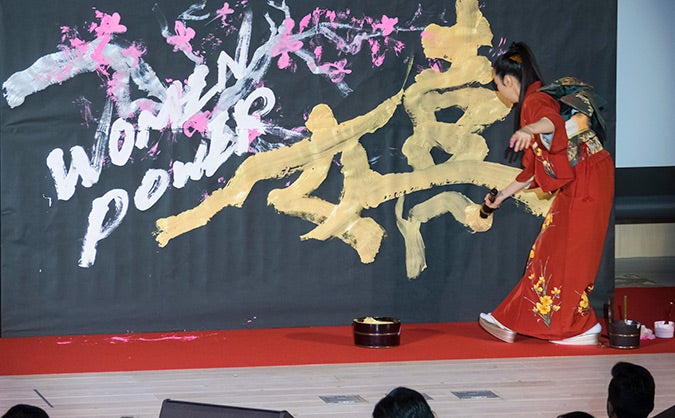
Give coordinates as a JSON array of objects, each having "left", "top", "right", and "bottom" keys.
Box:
[
  {"left": 2, "top": 320, "right": 674, "bottom": 376},
  {"left": 2, "top": 287, "right": 674, "bottom": 376}
]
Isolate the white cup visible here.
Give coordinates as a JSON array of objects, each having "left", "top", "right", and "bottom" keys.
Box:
[{"left": 654, "top": 321, "right": 675, "bottom": 338}]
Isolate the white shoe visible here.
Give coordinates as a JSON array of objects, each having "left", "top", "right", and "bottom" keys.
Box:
[
  {"left": 479, "top": 313, "right": 516, "bottom": 343},
  {"left": 549, "top": 323, "right": 602, "bottom": 346}
]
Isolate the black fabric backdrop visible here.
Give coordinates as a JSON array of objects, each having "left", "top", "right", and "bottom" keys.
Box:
[{"left": 0, "top": 0, "right": 616, "bottom": 337}]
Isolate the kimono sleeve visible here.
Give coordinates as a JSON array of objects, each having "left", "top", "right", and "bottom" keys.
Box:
[{"left": 516, "top": 92, "right": 574, "bottom": 192}]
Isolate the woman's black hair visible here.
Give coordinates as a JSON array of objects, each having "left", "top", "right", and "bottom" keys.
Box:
[{"left": 492, "top": 42, "right": 545, "bottom": 131}]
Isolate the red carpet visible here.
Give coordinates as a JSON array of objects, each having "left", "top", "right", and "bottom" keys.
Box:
[
  {"left": 2, "top": 287, "right": 673, "bottom": 376},
  {"left": 2, "top": 319, "right": 674, "bottom": 376}
]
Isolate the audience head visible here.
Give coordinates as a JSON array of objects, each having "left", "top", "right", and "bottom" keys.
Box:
[
  {"left": 2, "top": 404, "right": 49, "bottom": 418},
  {"left": 607, "top": 362, "right": 655, "bottom": 418},
  {"left": 372, "top": 386, "right": 434, "bottom": 418},
  {"left": 557, "top": 412, "right": 595, "bottom": 418}
]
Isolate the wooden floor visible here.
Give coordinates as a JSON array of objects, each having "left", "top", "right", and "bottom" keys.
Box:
[{"left": 1, "top": 353, "right": 673, "bottom": 417}]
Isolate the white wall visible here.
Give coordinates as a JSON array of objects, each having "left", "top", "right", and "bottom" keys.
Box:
[
  {"left": 616, "top": 224, "right": 675, "bottom": 258},
  {"left": 616, "top": 0, "right": 675, "bottom": 168}
]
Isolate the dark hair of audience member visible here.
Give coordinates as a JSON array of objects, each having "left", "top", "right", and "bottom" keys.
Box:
[
  {"left": 2, "top": 404, "right": 50, "bottom": 418},
  {"left": 372, "top": 386, "right": 434, "bottom": 418},
  {"left": 607, "top": 362, "right": 655, "bottom": 418},
  {"left": 557, "top": 412, "right": 595, "bottom": 418}
]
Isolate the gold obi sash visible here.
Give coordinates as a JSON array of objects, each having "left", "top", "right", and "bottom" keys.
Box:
[
  {"left": 568, "top": 129, "right": 604, "bottom": 167},
  {"left": 565, "top": 113, "right": 604, "bottom": 167}
]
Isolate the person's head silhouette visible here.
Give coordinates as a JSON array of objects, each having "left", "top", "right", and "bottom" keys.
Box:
[{"left": 607, "top": 362, "right": 655, "bottom": 418}]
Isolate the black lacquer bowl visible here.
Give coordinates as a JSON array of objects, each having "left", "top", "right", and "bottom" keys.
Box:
[{"left": 352, "top": 316, "right": 401, "bottom": 348}]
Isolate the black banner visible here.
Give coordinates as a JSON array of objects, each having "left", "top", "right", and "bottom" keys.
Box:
[{"left": 1, "top": 0, "right": 616, "bottom": 336}]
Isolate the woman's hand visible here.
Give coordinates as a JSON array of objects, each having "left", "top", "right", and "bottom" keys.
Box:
[
  {"left": 483, "top": 179, "right": 532, "bottom": 209},
  {"left": 509, "top": 118, "right": 554, "bottom": 152},
  {"left": 483, "top": 191, "right": 503, "bottom": 209},
  {"left": 509, "top": 129, "right": 533, "bottom": 152}
]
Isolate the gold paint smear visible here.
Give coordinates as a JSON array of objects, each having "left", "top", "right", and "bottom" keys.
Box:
[
  {"left": 420, "top": 0, "right": 493, "bottom": 62},
  {"left": 155, "top": 91, "right": 403, "bottom": 257},
  {"left": 154, "top": 0, "right": 554, "bottom": 278},
  {"left": 391, "top": 0, "right": 552, "bottom": 277}
]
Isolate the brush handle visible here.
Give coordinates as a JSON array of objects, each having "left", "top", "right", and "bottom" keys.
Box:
[
  {"left": 667, "top": 301, "right": 673, "bottom": 324},
  {"left": 479, "top": 188, "right": 499, "bottom": 219}
]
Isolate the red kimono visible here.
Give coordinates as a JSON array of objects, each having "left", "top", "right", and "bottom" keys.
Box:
[{"left": 492, "top": 82, "right": 614, "bottom": 340}]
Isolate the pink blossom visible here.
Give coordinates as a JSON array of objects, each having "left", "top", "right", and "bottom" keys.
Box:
[
  {"left": 373, "top": 15, "right": 398, "bottom": 36},
  {"left": 91, "top": 11, "right": 127, "bottom": 37},
  {"left": 271, "top": 19, "right": 303, "bottom": 70},
  {"left": 89, "top": 11, "right": 127, "bottom": 67},
  {"left": 318, "top": 59, "right": 352, "bottom": 83},
  {"left": 215, "top": 2, "right": 235, "bottom": 26},
  {"left": 167, "top": 21, "right": 196, "bottom": 55}
]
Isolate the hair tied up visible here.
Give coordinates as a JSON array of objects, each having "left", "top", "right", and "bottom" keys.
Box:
[{"left": 508, "top": 54, "right": 522, "bottom": 63}]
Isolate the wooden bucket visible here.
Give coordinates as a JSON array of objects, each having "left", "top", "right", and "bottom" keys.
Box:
[{"left": 609, "top": 320, "right": 641, "bottom": 349}]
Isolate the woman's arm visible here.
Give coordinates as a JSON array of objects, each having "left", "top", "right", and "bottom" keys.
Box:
[
  {"left": 484, "top": 179, "right": 532, "bottom": 209},
  {"left": 510, "top": 117, "right": 555, "bottom": 151}
]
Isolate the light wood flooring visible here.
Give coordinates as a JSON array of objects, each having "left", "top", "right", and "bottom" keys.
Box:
[{"left": 1, "top": 353, "right": 673, "bottom": 417}]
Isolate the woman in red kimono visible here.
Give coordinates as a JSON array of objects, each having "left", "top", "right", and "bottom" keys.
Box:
[{"left": 478, "top": 42, "right": 614, "bottom": 345}]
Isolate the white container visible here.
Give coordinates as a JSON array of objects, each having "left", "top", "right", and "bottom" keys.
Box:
[{"left": 654, "top": 321, "right": 675, "bottom": 338}]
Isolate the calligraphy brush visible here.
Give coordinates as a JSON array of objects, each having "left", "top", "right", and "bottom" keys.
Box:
[{"left": 666, "top": 301, "right": 673, "bottom": 325}]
